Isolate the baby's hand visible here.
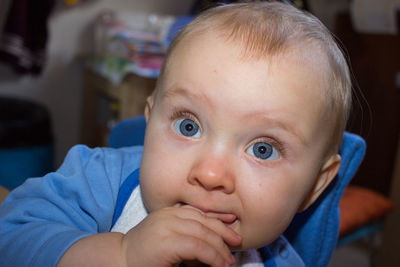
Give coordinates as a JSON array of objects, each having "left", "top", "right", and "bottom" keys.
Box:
[{"left": 121, "top": 206, "right": 242, "bottom": 267}]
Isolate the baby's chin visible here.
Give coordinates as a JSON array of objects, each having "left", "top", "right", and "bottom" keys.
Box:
[
  {"left": 181, "top": 260, "right": 210, "bottom": 267},
  {"left": 229, "top": 234, "right": 282, "bottom": 252},
  {"left": 229, "top": 241, "right": 258, "bottom": 252},
  {"left": 229, "top": 243, "right": 267, "bottom": 252}
]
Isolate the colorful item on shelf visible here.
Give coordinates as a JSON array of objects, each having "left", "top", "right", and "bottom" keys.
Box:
[{"left": 90, "top": 11, "right": 193, "bottom": 82}]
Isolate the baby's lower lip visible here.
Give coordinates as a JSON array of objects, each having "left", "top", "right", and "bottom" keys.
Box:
[
  {"left": 214, "top": 213, "right": 237, "bottom": 225},
  {"left": 224, "top": 218, "right": 239, "bottom": 228}
]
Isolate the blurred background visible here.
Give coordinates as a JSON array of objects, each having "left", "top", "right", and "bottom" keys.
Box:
[{"left": 0, "top": 0, "right": 399, "bottom": 266}]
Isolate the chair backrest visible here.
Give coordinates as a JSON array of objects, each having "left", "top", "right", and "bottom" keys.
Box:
[
  {"left": 108, "top": 116, "right": 147, "bottom": 148},
  {"left": 109, "top": 116, "right": 366, "bottom": 267}
]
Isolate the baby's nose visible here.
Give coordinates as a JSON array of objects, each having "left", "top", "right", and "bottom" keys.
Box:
[{"left": 187, "top": 154, "right": 235, "bottom": 194}]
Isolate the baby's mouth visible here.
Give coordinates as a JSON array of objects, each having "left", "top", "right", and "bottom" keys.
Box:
[{"left": 178, "top": 202, "right": 239, "bottom": 227}]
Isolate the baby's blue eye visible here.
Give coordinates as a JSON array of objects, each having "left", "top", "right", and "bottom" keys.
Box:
[
  {"left": 246, "top": 142, "right": 279, "bottom": 160},
  {"left": 173, "top": 118, "right": 201, "bottom": 138}
]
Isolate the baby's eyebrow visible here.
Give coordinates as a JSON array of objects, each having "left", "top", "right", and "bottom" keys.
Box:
[
  {"left": 242, "top": 111, "right": 308, "bottom": 146},
  {"left": 162, "top": 87, "right": 215, "bottom": 111}
]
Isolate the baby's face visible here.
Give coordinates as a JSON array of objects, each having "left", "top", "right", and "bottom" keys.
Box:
[{"left": 140, "top": 31, "right": 340, "bottom": 250}]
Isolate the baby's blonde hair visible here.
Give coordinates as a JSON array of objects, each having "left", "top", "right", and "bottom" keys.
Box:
[{"left": 156, "top": 1, "right": 352, "bottom": 153}]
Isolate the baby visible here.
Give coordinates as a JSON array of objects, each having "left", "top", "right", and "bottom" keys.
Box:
[{"left": 0, "top": 2, "right": 352, "bottom": 267}]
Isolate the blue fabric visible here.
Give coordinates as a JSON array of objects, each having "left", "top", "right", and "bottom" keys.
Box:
[
  {"left": 261, "top": 246, "right": 277, "bottom": 267},
  {"left": 112, "top": 168, "right": 140, "bottom": 226},
  {"left": 284, "top": 132, "right": 366, "bottom": 267},
  {"left": 0, "top": 145, "right": 143, "bottom": 267},
  {"left": 108, "top": 116, "right": 146, "bottom": 148},
  {"left": 268, "top": 235, "right": 305, "bottom": 267}
]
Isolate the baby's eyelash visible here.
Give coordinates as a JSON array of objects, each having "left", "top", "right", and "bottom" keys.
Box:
[{"left": 170, "top": 108, "right": 198, "bottom": 122}]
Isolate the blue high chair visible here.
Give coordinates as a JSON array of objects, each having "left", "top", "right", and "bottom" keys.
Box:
[{"left": 109, "top": 115, "right": 366, "bottom": 267}]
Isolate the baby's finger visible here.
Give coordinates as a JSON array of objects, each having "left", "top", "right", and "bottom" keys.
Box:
[
  {"left": 199, "top": 215, "right": 242, "bottom": 247},
  {"left": 177, "top": 206, "right": 242, "bottom": 247},
  {"left": 172, "top": 218, "right": 235, "bottom": 265},
  {"left": 171, "top": 234, "right": 234, "bottom": 267}
]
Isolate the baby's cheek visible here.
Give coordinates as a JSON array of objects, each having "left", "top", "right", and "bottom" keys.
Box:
[{"left": 246, "top": 203, "right": 297, "bottom": 248}]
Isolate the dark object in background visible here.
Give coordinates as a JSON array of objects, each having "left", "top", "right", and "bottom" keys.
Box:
[
  {"left": 0, "top": 0, "right": 55, "bottom": 75},
  {"left": 0, "top": 97, "right": 54, "bottom": 189},
  {"left": 335, "top": 13, "right": 400, "bottom": 196}
]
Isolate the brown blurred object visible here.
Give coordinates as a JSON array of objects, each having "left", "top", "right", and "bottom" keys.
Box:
[
  {"left": 334, "top": 13, "right": 400, "bottom": 196},
  {"left": 339, "top": 186, "right": 394, "bottom": 237},
  {"left": 0, "top": 186, "right": 10, "bottom": 204},
  {"left": 334, "top": 11, "right": 400, "bottom": 266},
  {"left": 377, "top": 132, "right": 400, "bottom": 267},
  {"left": 80, "top": 70, "right": 156, "bottom": 147}
]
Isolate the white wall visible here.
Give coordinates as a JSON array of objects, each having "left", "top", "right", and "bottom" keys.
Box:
[
  {"left": 308, "top": 0, "right": 400, "bottom": 34},
  {"left": 0, "top": 0, "right": 193, "bottom": 166},
  {"left": 351, "top": 0, "right": 400, "bottom": 34}
]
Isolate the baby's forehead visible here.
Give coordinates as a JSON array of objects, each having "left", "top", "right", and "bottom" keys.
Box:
[
  {"left": 169, "top": 34, "right": 331, "bottom": 87},
  {"left": 162, "top": 32, "right": 331, "bottom": 95},
  {"left": 164, "top": 42, "right": 329, "bottom": 102},
  {"left": 169, "top": 26, "right": 331, "bottom": 71}
]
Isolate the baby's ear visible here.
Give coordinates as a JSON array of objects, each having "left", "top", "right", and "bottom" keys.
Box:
[
  {"left": 298, "top": 154, "right": 341, "bottom": 212},
  {"left": 144, "top": 95, "right": 154, "bottom": 122}
]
